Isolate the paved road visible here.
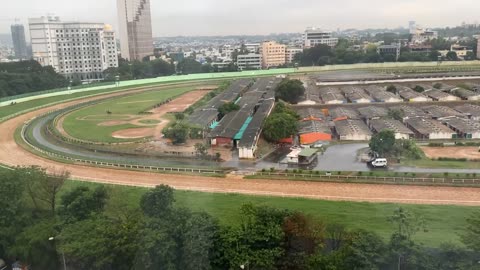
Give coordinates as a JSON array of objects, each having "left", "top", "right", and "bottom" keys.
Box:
[{"left": 2, "top": 93, "right": 480, "bottom": 206}]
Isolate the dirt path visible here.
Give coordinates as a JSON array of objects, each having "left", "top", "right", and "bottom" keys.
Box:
[
  {"left": 421, "top": 146, "right": 480, "bottom": 160},
  {"left": 2, "top": 94, "right": 480, "bottom": 206}
]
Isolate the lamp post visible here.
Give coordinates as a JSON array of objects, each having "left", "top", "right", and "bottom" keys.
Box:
[
  {"left": 49, "top": 236, "right": 67, "bottom": 270},
  {"left": 115, "top": 75, "right": 120, "bottom": 87}
]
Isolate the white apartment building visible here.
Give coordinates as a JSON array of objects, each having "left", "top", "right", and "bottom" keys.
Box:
[
  {"left": 29, "top": 16, "right": 118, "bottom": 81},
  {"left": 237, "top": 53, "right": 262, "bottom": 70},
  {"left": 285, "top": 47, "right": 302, "bottom": 64},
  {"left": 411, "top": 28, "right": 438, "bottom": 44},
  {"left": 303, "top": 27, "right": 339, "bottom": 48}
]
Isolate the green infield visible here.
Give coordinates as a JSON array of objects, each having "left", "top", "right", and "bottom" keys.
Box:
[
  {"left": 63, "top": 180, "right": 478, "bottom": 248},
  {"left": 138, "top": 119, "right": 162, "bottom": 125},
  {"left": 62, "top": 86, "right": 195, "bottom": 143}
]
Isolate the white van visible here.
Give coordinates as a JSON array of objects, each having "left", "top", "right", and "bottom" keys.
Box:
[{"left": 370, "top": 158, "right": 388, "bottom": 168}]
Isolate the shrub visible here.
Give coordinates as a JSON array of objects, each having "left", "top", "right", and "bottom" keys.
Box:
[
  {"left": 337, "top": 171, "right": 342, "bottom": 175},
  {"left": 358, "top": 171, "right": 363, "bottom": 176},
  {"left": 444, "top": 172, "right": 449, "bottom": 177},
  {"left": 315, "top": 171, "right": 320, "bottom": 175},
  {"left": 270, "top": 167, "right": 275, "bottom": 172},
  {"left": 369, "top": 172, "right": 374, "bottom": 176},
  {"left": 261, "top": 168, "right": 266, "bottom": 172},
  {"left": 428, "top": 142, "right": 444, "bottom": 147}
]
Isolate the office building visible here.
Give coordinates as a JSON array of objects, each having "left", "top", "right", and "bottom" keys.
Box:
[
  {"left": 244, "top": 43, "right": 260, "bottom": 53},
  {"left": 237, "top": 53, "right": 262, "bottom": 70},
  {"left": 303, "top": 27, "right": 338, "bottom": 48},
  {"left": 285, "top": 47, "right": 302, "bottom": 64},
  {"left": 29, "top": 16, "right": 118, "bottom": 80},
  {"left": 117, "top": 0, "right": 154, "bottom": 61},
  {"left": 409, "top": 21, "right": 416, "bottom": 34},
  {"left": 259, "top": 41, "right": 286, "bottom": 68},
  {"left": 11, "top": 24, "right": 28, "bottom": 59}
]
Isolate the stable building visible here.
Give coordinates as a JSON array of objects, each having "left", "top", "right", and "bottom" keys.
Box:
[
  {"left": 319, "top": 87, "right": 347, "bottom": 104},
  {"left": 453, "top": 88, "right": 480, "bottom": 101},
  {"left": 357, "top": 106, "right": 389, "bottom": 126},
  {"left": 341, "top": 86, "right": 374, "bottom": 103},
  {"left": 424, "top": 90, "right": 460, "bottom": 102},
  {"left": 334, "top": 119, "right": 372, "bottom": 141},
  {"left": 454, "top": 104, "right": 480, "bottom": 121},
  {"left": 370, "top": 119, "right": 414, "bottom": 140},
  {"left": 298, "top": 120, "right": 332, "bottom": 145},
  {"left": 398, "top": 86, "right": 432, "bottom": 102},
  {"left": 296, "top": 108, "right": 325, "bottom": 121},
  {"left": 405, "top": 118, "right": 456, "bottom": 139},
  {"left": 238, "top": 99, "right": 275, "bottom": 159},
  {"left": 422, "top": 105, "right": 465, "bottom": 121},
  {"left": 364, "top": 85, "right": 403, "bottom": 103},
  {"left": 329, "top": 107, "right": 360, "bottom": 121},
  {"left": 390, "top": 105, "right": 428, "bottom": 122},
  {"left": 444, "top": 117, "right": 480, "bottom": 139}
]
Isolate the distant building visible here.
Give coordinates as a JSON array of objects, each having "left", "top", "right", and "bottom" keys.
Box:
[
  {"left": 29, "top": 16, "right": 118, "bottom": 81},
  {"left": 244, "top": 43, "right": 260, "bottom": 53},
  {"left": 397, "top": 86, "right": 432, "bottom": 102},
  {"left": 411, "top": 29, "right": 438, "bottom": 44},
  {"left": 409, "top": 21, "right": 417, "bottom": 34},
  {"left": 237, "top": 53, "right": 262, "bottom": 70},
  {"left": 117, "top": 0, "right": 154, "bottom": 61},
  {"left": 377, "top": 43, "right": 401, "bottom": 60},
  {"left": 303, "top": 27, "right": 338, "bottom": 48},
  {"left": 259, "top": 41, "right": 286, "bottom": 68},
  {"left": 10, "top": 24, "right": 28, "bottom": 59},
  {"left": 285, "top": 47, "right": 302, "bottom": 64}
]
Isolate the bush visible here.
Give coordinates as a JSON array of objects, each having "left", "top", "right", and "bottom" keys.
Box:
[
  {"left": 369, "top": 172, "right": 374, "bottom": 176},
  {"left": 438, "top": 157, "right": 468, "bottom": 162},
  {"left": 270, "top": 167, "right": 275, "bottom": 173},
  {"left": 428, "top": 142, "right": 444, "bottom": 147},
  {"left": 444, "top": 172, "right": 449, "bottom": 177},
  {"left": 358, "top": 172, "right": 363, "bottom": 176},
  {"left": 261, "top": 168, "right": 266, "bottom": 172}
]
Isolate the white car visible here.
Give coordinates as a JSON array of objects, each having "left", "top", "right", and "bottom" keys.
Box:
[{"left": 370, "top": 158, "right": 388, "bottom": 168}]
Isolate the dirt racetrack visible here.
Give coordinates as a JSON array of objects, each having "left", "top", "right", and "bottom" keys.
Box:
[
  {"left": 2, "top": 92, "right": 480, "bottom": 206},
  {"left": 112, "top": 127, "right": 155, "bottom": 139},
  {"left": 421, "top": 146, "right": 480, "bottom": 160}
]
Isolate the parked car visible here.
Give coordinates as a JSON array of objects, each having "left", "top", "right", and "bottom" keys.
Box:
[{"left": 370, "top": 158, "right": 388, "bottom": 168}]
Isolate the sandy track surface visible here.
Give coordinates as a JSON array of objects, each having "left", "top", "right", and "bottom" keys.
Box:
[
  {"left": 421, "top": 146, "right": 480, "bottom": 160},
  {"left": 2, "top": 94, "right": 480, "bottom": 206}
]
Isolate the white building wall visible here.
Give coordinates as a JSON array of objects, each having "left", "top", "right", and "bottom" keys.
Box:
[
  {"left": 429, "top": 132, "right": 454, "bottom": 140},
  {"left": 29, "top": 16, "right": 118, "bottom": 80}
]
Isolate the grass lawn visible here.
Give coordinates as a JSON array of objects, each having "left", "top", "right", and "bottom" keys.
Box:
[
  {"left": 401, "top": 158, "right": 480, "bottom": 169},
  {"left": 62, "top": 87, "right": 195, "bottom": 143},
  {"left": 139, "top": 119, "right": 162, "bottom": 125},
  {"left": 62, "top": 180, "right": 479, "bottom": 248}
]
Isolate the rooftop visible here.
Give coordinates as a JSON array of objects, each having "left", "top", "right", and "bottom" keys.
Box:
[
  {"left": 334, "top": 119, "right": 372, "bottom": 137},
  {"left": 370, "top": 119, "right": 414, "bottom": 135},
  {"left": 357, "top": 106, "right": 389, "bottom": 119},
  {"left": 422, "top": 105, "right": 464, "bottom": 120},
  {"left": 299, "top": 120, "right": 331, "bottom": 135},
  {"left": 444, "top": 117, "right": 480, "bottom": 133},
  {"left": 329, "top": 107, "right": 360, "bottom": 120},
  {"left": 406, "top": 118, "right": 455, "bottom": 135}
]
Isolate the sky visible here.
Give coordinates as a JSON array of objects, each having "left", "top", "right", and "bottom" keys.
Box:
[{"left": 1, "top": 0, "right": 479, "bottom": 36}]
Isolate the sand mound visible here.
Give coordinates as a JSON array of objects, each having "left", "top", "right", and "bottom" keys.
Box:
[
  {"left": 111, "top": 128, "right": 155, "bottom": 139},
  {"left": 98, "top": 120, "right": 128, "bottom": 126}
]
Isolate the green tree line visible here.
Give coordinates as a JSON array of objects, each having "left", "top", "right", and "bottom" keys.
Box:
[
  {"left": 1, "top": 167, "right": 480, "bottom": 269},
  {"left": 0, "top": 61, "right": 68, "bottom": 98}
]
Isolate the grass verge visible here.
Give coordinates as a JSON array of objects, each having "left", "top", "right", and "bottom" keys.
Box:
[{"left": 61, "top": 180, "right": 478, "bottom": 248}]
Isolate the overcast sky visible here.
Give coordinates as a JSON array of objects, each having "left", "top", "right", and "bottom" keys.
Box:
[{"left": 1, "top": 0, "right": 480, "bottom": 36}]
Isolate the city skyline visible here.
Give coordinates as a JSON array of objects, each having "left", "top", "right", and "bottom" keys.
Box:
[{"left": 0, "top": 0, "right": 480, "bottom": 37}]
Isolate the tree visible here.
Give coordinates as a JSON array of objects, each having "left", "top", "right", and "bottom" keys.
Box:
[
  {"left": 177, "top": 58, "right": 203, "bottom": 74},
  {"left": 297, "top": 44, "right": 334, "bottom": 66},
  {"left": 388, "top": 109, "right": 405, "bottom": 121},
  {"left": 218, "top": 102, "right": 240, "bottom": 118},
  {"left": 433, "top": 83, "right": 443, "bottom": 89},
  {"left": 140, "top": 185, "right": 175, "bottom": 218},
  {"left": 446, "top": 51, "right": 458, "bottom": 61},
  {"left": 194, "top": 143, "right": 208, "bottom": 157},
  {"left": 341, "top": 230, "right": 387, "bottom": 270},
  {"left": 162, "top": 122, "right": 190, "bottom": 144},
  {"left": 461, "top": 212, "right": 480, "bottom": 251},
  {"left": 61, "top": 212, "right": 142, "bottom": 270},
  {"left": 59, "top": 186, "right": 108, "bottom": 223},
  {"left": 413, "top": 85, "right": 425, "bottom": 93},
  {"left": 263, "top": 113, "right": 298, "bottom": 142},
  {"left": 275, "top": 79, "right": 306, "bottom": 104},
  {"left": 174, "top": 113, "right": 185, "bottom": 121},
  {"left": 369, "top": 130, "right": 396, "bottom": 157},
  {"left": 217, "top": 204, "right": 291, "bottom": 270},
  {"left": 151, "top": 59, "right": 175, "bottom": 76},
  {"left": 386, "top": 85, "right": 397, "bottom": 94}
]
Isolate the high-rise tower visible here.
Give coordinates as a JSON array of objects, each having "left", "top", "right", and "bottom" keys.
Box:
[{"left": 117, "top": 0, "right": 154, "bottom": 61}]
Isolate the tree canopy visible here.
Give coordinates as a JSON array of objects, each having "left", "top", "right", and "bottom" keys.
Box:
[{"left": 275, "top": 79, "right": 306, "bottom": 104}]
